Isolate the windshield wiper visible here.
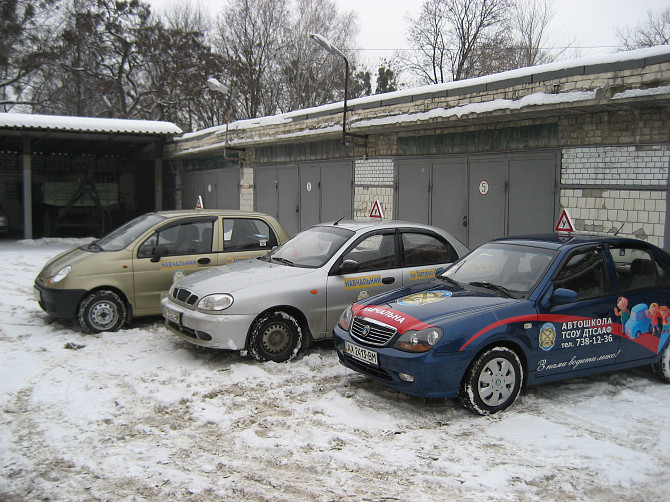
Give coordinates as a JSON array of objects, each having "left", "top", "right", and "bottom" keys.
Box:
[
  {"left": 468, "top": 281, "right": 513, "bottom": 298},
  {"left": 438, "top": 275, "right": 461, "bottom": 288},
  {"left": 271, "top": 256, "right": 294, "bottom": 267}
]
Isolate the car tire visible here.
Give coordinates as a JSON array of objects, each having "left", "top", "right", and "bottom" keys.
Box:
[
  {"left": 652, "top": 338, "right": 670, "bottom": 382},
  {"left": 459, "top": 346, "right": 524, "bottom": 415},
  {"left": 248, "top": 311, "right": 302, "bottom": 363},
  {"left": 78, "top": 290, "right": 127, "bottom": 334}
]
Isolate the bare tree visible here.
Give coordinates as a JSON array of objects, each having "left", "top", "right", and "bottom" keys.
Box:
[
  {"left": 214, "top": 0, "right": 289, "bottom": 120},
  {"left": 616, "top": 8, "right": 670, "bottom": 50},
  {"left": 402, "top": 0, "right": 511, "bottom": 84},
  {"left": 511, "top": 0, "right": 555, "bottom": 67},
  {"left": 277, "top": 0, "right": 358, "bottom": 112},
  {"left": 402, "top": 0, "right": 450, "bottom": 84}
]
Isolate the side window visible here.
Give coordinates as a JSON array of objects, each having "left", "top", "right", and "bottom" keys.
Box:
[
  {"left": 342, "top": 233, "right": 395, "bottom": 272},
  {"left": 137, "top": 221, "right": 214, "bottom": 258},
  {"left": 402, "top": 232, "right": 458, "bottom": 266},
  {"left": 554, "top": 249, "right": 609, "bottom": 300},
  {"left": 611, "top": 246, "right": 670, "bottom": 292},
  {"left": 223, "top": 218, "right": 277, "bottom": 252}
]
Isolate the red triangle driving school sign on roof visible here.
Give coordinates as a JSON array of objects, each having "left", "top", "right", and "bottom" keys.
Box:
[
  {"left": 554, "top": 209, "right": 575, "bottom": 233},
  {"left": 370, "top": 200, "right": 384, "bottom": 219}
]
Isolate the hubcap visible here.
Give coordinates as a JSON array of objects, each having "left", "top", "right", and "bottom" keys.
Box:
[
  {"left": 477, "top": 357, "right": 516, "bottom": 406},
  {"left": 262, "top": 323, "right": 290, "bottom": 355},
  {"left": 89, "top": 301, "right": 118, "bottom": 330}
]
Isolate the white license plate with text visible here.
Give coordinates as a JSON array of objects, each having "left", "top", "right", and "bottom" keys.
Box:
[
  {"left": 162, "top": 307, "right": 181, "bottom": 324},
  {"left": 344, "top": 341, "right": 378, "bottom": 367}
]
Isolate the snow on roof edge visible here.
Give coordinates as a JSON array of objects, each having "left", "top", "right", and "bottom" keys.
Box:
[
  {"left": 0, "top": 112, "right": 182, "bottom": 135},
  {"left": 179, "top": 45, "right": 670, "bottom": 142}
]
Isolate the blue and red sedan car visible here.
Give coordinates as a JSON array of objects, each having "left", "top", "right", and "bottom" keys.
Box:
[{"left": 333, "top": 234, "right": 670, "bottom": 415}]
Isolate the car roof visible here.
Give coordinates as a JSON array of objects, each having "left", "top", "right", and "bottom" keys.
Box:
[
  {"left": 314, "top": 219, "right": 451, "bottom": 233},
  {"left": 488, "top": 233, "right": 662, "bottom": 251},
  {"left": 154, "top": 209, "right": 276, "bottom": 219}
]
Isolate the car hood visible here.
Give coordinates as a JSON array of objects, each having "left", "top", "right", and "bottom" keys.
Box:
[
  {"left": 37, "top": 246, "right": 93, "bottom": 280},
  {"left": 352, "top": 281, "right": 519, "bottom": 334},
  {"left": 173, "top": 258, "right": 316, "bottom": 293}
]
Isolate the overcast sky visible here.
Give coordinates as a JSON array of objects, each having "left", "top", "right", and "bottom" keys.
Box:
[{"left": 149, "top": 0, "right": 669, "bottom": 67}]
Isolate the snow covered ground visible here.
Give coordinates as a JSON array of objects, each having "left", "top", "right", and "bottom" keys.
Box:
[{"left": 1, "top": 238, "right": 669, "bottom": 501}]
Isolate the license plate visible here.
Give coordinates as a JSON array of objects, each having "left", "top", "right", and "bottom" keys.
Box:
[
  {"left": 344, "top": 341, "right": 378, "bottom": 367},
  {"left": 33, "top": 286, "right": 41, "bottom": 302},
  {"left": 162, "top": 307, "right": 181, "bottom": 324}
]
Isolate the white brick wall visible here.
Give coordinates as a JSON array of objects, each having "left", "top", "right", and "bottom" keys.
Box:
[
  {"left": 560, "top": 146, "right": 669, "bottom": 246},
  {"left": 560, "top": 188, "right": 666, "bottom": 247},
  {"left": 354, "top": 158, "right": 394, "bottom": 185},
  {"left": 353, "top": 158, "right": 395, "bottom": 219},
  {"left": 562, "top": 145, "right": 669, "bottom": 185}
]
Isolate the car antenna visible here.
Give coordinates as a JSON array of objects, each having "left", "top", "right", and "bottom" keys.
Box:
[
  {"left": 333, "top": 196, "right": 376, "bottom": 225},
  {"left": 614, "top": 222, "right": 625, "bottom": 236}
]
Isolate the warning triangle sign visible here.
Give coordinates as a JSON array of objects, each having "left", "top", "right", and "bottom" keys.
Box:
[
  {"left": 370, "top": 200, "right": 384, "bottom": 219},
  {"left": 195, "top": 195, "right": 204, "bottom": 210},
  {"left": 554, "top": 209, "right": 575, "bottom": 233}
]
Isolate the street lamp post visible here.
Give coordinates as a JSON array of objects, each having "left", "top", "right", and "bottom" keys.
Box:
[
  {"left": 309, "top": 33, "right": 360, "bottom": 146},
  {"left": 206, "top": 77, "right": 232, "bottom": 156}
]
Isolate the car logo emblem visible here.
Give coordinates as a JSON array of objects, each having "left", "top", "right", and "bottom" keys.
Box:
[{"left": 362, "top": 325, "right": 371, "bottom": 337}]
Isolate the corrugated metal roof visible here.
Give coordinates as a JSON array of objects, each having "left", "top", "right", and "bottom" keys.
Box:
[{"left": 0, "top": 112, "right": 182, "bottom": 135}]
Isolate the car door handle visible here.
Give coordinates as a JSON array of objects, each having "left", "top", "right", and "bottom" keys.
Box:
[
  {"left": 197, "top": 258, "right": 211, "bottom": 265},
  {"left": 382, "top": 277, "right": 395, "bottom": 285}
]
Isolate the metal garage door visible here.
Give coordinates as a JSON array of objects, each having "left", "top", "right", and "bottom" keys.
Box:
[
  {"left": 255, "top": 161, "right": 353, "bottom": 236},
  {"left": 396, "top": 151, "right": 558, "bottom": 248},
  {"left": 182, "top": 168, "right": 240, "bottom": 210}
]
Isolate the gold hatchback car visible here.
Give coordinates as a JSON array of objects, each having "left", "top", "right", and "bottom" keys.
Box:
[{"left": 34, "top": 209, "right": 289, "bottom": 333}]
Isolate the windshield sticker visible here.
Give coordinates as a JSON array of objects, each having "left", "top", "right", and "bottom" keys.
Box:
[
  {"left": 539, "top": 322, "right": 556, "bottom": 351},
  {"left": 344, "top": 275, "right": 383, "bottom": 290},
  {"left": 173, "top": 270, "right": 185, "bottom": 283},
  {"left": 161, "top": 258, "right": 197, "bottom": 270},
  {"left": 409, "top": 268, "right": 438, "bottom": 281},
  {"left": 397, "top": 290, "right": 452, "bottom": 306}
]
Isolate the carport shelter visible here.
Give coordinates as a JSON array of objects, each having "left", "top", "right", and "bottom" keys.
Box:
[{"left": 0, "top": 113, "right": 181, "bottom": 238}]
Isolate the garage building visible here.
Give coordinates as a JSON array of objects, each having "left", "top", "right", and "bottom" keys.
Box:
[{"left": 169, "top": 45, "right": 670, "bottom": 250}]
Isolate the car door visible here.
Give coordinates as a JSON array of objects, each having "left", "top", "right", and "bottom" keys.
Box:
[
  {"left": 219, "top": 217, "right": 279, "bottom": 264},
  {"left": 132, "top": 217, "right": 219, "bottom": 316},
  {"left": 325, "top": 230, "right": 403, "bottom": 331},
  {"left": 534, "top": 246, "right": 621, "bottom": 378},
  {"left": 399, "top": 230, "right": 461, "bottom": 286},
  {"left": 608, "top": 243, "right": 670, "bottom": 363}
]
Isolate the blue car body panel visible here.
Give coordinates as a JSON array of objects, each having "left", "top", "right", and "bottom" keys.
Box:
[{"left": 333, "top": 234, "right": 670, "bottom": 399}]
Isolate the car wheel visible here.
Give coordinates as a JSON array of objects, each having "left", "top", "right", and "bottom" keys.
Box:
[
  {"left": 459, "top": 346, "right": 524, "bottom": 415},
  {"left": 248, "top": 311, "right": 302, "bottom": 363},
  {"left": 652, "top": 338, "right": 670, "bottom": 382},
  {"left": 78, "top": 290, "right": 127, "bottom": 334}
]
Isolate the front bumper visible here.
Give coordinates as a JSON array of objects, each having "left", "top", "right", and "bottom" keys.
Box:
[
  {"left": 333, "top": 324, "right": 471, "bottom": 399},
  {"left": 33, "top": 282, "right": 86, "bottom": 319},
  {"left": 161, "top": 299, "right": 255, "bottom": 350}
]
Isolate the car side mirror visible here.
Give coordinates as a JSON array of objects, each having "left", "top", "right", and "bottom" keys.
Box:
[
  {"left": 339, "top": 259, "right": 360, "bottom": 274},
  {"left": 150, "top": 245, "right": 168, "bottom": 263},
  {"left": 551, "top": 287, "right": 578, "bottom": 305}
]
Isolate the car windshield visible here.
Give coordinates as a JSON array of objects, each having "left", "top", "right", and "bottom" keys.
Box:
[
  {"left": 441, "top": 242, "right": 557, "bottom": 297},
  {"left": 267, "top": 225, "right": 354, "bottom": 268},
  {"left": 92, "top": 213, "right": 167, "bottom": 252}
]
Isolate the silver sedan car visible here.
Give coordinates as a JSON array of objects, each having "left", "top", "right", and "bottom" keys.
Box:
[{"left": 161, "top": 220, "right": 469, "bottom": 362}]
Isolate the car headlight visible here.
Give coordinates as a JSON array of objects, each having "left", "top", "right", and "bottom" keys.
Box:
[
  {"left": 50, "top": 265, "right": 71, "bottom": 284},
  {"left": 197, "top": 293, "right": 234, "bottom": 312},
  {"left": 393, "top": 327, "right": 444, "bottom": 353},
  {"left": 338, "top": 305, "right": 354, "bottom": 331}
]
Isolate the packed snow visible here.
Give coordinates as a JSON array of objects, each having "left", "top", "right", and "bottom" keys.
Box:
[{"left": 1, "top": 238, "right": 669, "bottom": 501}]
